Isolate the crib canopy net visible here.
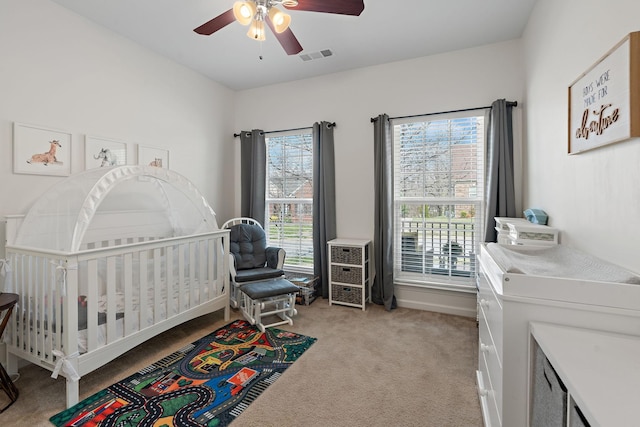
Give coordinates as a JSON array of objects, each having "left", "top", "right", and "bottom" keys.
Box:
[{"left": 14, "top": 165, "right": 218, "bottom": 252}]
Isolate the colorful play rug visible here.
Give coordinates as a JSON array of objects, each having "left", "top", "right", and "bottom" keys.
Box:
[{"left": 50, "top": 319, "right": 317, "bottom": 427}]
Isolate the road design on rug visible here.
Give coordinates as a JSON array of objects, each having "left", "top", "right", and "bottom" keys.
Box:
[{"left": 50, "top": 319, "right": 316, "bottom": 427}]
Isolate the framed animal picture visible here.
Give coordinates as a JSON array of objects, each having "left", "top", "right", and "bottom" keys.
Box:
[
  {"left": 85, "top": 136, "right": 127, "bottom": 169},
  {"left": 13, "top": 122, "right": 72, "bottom": 176},
  {"left": 137, "top": 145, "right": 169, "bottom": 169}
]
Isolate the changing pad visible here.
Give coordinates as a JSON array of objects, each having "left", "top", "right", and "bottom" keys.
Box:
[{"left": 486, "top": 243, "right": 640, "bottom": 284}]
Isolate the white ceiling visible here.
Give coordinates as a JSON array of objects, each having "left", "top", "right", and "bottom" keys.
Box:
[{"left": 50, "top": 0, "right": 537, "bottom": 91}]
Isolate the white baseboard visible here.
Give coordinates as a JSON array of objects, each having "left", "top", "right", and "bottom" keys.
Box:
[
  {"left": 396, "top": 298, "right": 477, "bottom": 318},
  {"left": 395, "top": 284, "right": 478, "bottom": 318}
]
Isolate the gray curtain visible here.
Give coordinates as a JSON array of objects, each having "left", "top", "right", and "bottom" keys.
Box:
[
  {"left": 239, "top": 129, "right": 266, "bottom": 227},
  {"left": 484, "top": 99, "right": 516, "bottom": 242},
  {"left": 312, "top": 122, "right": 337, "bottom": 298},
  {"left": 372, "top": 114, "right": 397, "bottom": 311}
]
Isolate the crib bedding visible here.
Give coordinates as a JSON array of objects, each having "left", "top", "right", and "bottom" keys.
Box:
[
  {"left": 19, "top": 244, "right": 216, "bottom": 333},
  {"left": 77, "top": 288, "right": 207, "bottom": 354},
  {"left": 16, "top": 272, "right": 217, "bottom": 353},
  {"left": 84, "top": 284, "right": 209, "bottom": 327}
]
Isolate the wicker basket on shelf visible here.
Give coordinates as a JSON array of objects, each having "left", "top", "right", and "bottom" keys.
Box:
[
  {"left": 331, "top": 265, "right": 362, "bottom": 284},
  {"left": 331, "top": 284, "right": 364, "bottom": 305},
  {"left": 330, "top": 246, "right": 362, "bottom": 264}
]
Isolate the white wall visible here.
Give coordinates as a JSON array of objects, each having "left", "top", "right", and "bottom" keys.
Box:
[
  {"left": 10, "top": 0, "right": 606, "bottom": 316},
  {"left": 235, "top": 40, "right": 525, "bottom": 316},
  {"left": 235, "top": 40, "right": 525, "bottom": 237},
  {"left": 0, "top": 0, "right": 237, "bottom": 258},
  {"left": 522, "top": 0, "right": 640, "bottom": 273}
]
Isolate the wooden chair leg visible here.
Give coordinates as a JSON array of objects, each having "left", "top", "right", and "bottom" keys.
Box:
[
  {"left": 0, "top": 294, "right": 20, "bottom": 412},
  {"left": 0, "top": 358, "right": 18, "bottom": 413}
]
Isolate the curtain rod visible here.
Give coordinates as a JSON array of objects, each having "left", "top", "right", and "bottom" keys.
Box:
[
  {"left": 233, "top": 122, "right": 336, "bottom": 138},
  {"left": 369, "top": 101, "right": 518, "bottom": 122}
]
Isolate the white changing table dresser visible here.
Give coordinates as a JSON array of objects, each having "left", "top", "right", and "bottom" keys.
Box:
[
  {"left": 530, "top": 322, "right": 640, "bottom": 427},
  {"left": 476, "top": 243, "right": 640, "bottom": 427}
]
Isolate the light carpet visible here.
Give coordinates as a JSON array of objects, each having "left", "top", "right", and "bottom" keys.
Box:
[{"left": 2, "top": 299, "right": 482, "bottom": 426}]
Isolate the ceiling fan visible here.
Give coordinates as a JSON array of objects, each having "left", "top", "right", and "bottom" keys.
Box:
[{"left": 194, "top": 0, "right": 365, "bottom": 55}]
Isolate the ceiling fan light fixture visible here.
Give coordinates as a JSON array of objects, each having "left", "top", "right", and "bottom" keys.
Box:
[
  {"left": 233, "top": 1, "right": 256, "bottom": 26},
  {"left": 247, "top": 19, "right": 266, "bottom": 41},
  {"left": 194, "top": 0, "right": 363, "bottom": 56},
  {"left": 268, "top": 7, "right": 291, "bottom": 33}
]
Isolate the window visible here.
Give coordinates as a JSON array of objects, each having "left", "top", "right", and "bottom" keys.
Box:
[
  {"left": 393, "top": 111, "right": 485, "bottom": 291},
  {"left": 265, "top": 131, "right": 314, "bottom": 272}
]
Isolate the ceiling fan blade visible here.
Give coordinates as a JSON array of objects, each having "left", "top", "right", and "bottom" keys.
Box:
[
  {"left": 285, "top": 0, "right": 365, "bottom": 16},
  {"left": 194, "top": 9, "right": 235, "bottom": 35},
  {"left": 266, "top": 18, "right": 303, "bottom": 55}
]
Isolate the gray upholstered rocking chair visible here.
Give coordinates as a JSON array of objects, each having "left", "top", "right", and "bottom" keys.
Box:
[
  {"left": 222, "top": 217, "right": 286, "bottom": 307},
  {"left": 221, "top": 218, "right": 298, "bottom": 331}
]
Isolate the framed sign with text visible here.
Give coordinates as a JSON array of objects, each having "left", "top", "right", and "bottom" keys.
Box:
[{"left": 568, "top": 31, "right": 640, "bottom": 154}]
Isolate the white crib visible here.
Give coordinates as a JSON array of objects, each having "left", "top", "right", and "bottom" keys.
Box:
[{"left": 2, "top": 166, "right": 230, "bottom": 408}]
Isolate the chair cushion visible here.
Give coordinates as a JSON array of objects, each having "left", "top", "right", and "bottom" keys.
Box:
[
  {"left": 241, "top": 278, "right": 300, "bottom": 299},
  {"left": 235, "top": 267, "right": 285, "bottom": 283},
  {"left": 229, "top": 223, "right": 268, "bottom": 270}
]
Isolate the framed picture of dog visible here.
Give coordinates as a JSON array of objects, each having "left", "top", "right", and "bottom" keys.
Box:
[
  {"left": 85, "top": 135, "right": 128, "bottom": 169},
  {"left": 13, "top": 122, "right": 72, "bottom": 176},
  {"left": 137, "top": 145, "right": 169, "bottom": 169}
]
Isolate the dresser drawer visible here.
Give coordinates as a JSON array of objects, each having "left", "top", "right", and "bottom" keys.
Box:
[
  {"left": 478, "top": 270, "right": 503, "bottom": 357},
  {"left": 330, "top": 283, "right": 367, "bottom": 305},
  {"left": 330, "top": 245, "right": 364, "bottom": 264},
  {"left": 478, "top": 353, "right": 502, "bottom": 427},
  {"left": 331, "top": 264, "right": 363, "bottom": 284},
  {"left": 479, "top": 313, "right": 503, "bottom": 416}
]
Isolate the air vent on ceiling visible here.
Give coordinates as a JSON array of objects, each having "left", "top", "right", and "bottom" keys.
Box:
[{"left": 300, "top": 49, "right": 333, "bottom": 62}]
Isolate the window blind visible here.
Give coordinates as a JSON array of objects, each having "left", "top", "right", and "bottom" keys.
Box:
[
  {"left": 265, "top": 131, "right": 314, "bottom": 271},
  {"left": 392, "top": 111, "right": 485, "bottom": 290}
]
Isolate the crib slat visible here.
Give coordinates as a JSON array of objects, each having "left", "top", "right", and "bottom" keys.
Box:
[
  {"left": 34, "top": 258, "right": 42, "bottom": 361},
  {"left": 196, "top": 239, "right": 207, "bottom": 304},
  {"left": 50, "top": 259, "right": 61, "bottom": 361},
  {"left": 63, "top": 257, "right": 79, "bottom": 373},
  {"left": 37, "top": 257, "right": 50, "bottom": 360},
  {"left": 15, "top": 255, "right": 25, "bottom": 351},
  {"left": 54, "top": 259, "right": 65, "bottom": 359},
  {"left": 166, "top": 246, "right": 175, "bottom": 318},
  {"left": 153, "top": 248, "right": 162, "bottom": 324},
  {"left": 87, "top": 259, "right": 98, "bottom": 352},
  {"left": 26, "top": 256, "right": 34, "bottom": 359},
  {"left": 139, "top": 250, "right": 149, "bottom": 329},
  {"left": 189, "top": 242, "right": 196, "bottom": 309},
  {"left": 178, "top": 244, "right": 186, "bottom": 313},
  {"left": 206, "top": 238, "right": 214, "bottom": 299},
  {"left": 106, "top": 256, "right": 117, "bottom": 344},
  {"left": 40, "top": 258, "right": 51, "bottom": 362},
  {"left": 42, "top": 258, "right": 53, "bottom": 358},
  {"left": 123, "top": 253, "right": 134, "bottom": 336},
  {"left": 28, "top": 258, "right": 35, "bottom": 355},
  {"left": 41, "top": 257, "right": 52, "bottom": 363},
  {"left": 35, "top": 257, "right": 44, "bottom": 362}
]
